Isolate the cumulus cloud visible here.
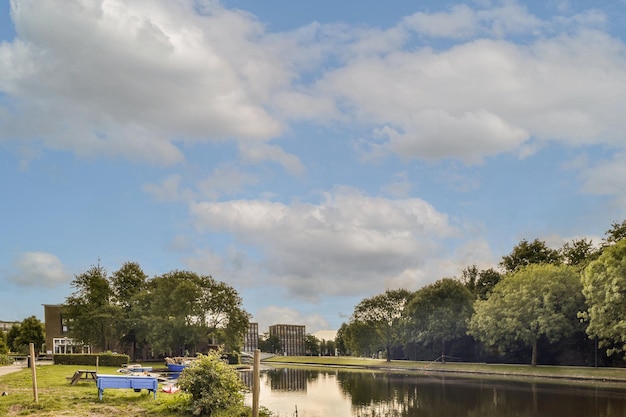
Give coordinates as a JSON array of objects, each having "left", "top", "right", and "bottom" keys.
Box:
[
  {"left": 196, "top": 166, "right": 261, "bottom": 200},
  {"left": 310, "top": 28, "right": 626, "bottom": 162},
  {"left": 9, "top": 252, "right": 70, "bottom": 287},
  {"left": 0, "top": 0, "right": 286, "bottom": 163},
  {"left": 144, "top": 166, "right": 261, "bottom": 202},
  {"left": 238, "top": 143, "right": 304, "bottom": 176},
  {"left": 580, "top": 152, "right": 626, "bottom": 197},
  {"left": 189, "top": 187, "right": 458, "bottom": 298},
  {"left": 381, "top": 171, "right": 412, "bottom": 197},
  {"left": 2, "top": 1, "right": 626, "bottom": 167},
  {"left": 182, "top": 245, "right": 262, "bottom": 289},
  {"left": 143, "top": 174, "right": 186, "bottom": 202}
]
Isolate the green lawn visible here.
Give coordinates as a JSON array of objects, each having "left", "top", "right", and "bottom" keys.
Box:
[{"left": 0, "top": 365, "right": 187, "bottom": 417}]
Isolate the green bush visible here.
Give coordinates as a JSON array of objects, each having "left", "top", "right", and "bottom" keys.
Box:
[
  {"left": 177, "top": 350, "right": 247, "bottom": 416},
  {"left": 53, "top": 353, "right": 129, "bottom": 367},
  {"left": 0, "top": 354, "right": 12, "bottom": 366}
]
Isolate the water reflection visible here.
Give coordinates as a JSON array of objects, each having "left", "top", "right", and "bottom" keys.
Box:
[{"left": 243, "top": 366, "right": 626, "bottom": 417}]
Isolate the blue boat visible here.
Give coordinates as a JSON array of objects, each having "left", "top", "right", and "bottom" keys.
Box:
[
  {"left": 166, "top": 363, "right": 187, "bottom": 372},
  {"left": 165, "top": 357, "right": 196, "bottom": 373}
]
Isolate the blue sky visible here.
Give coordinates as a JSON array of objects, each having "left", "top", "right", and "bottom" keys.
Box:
[{"left": 2, "top": 0, "right": 626, "bottom": 334}]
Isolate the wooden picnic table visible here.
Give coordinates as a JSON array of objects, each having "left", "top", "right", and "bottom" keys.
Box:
[{"left": 68, "top": 369, "right": 98, "bottom": 385}]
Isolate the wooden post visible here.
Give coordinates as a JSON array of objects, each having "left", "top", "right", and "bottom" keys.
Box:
[
  {"left": 252, "top": 349, "right": 260, "bottom": 417},
  {"left": 96, "top": 355, "right": 99, "bottom": 373},
  {"left": 29, "top": 343, "right": 38, "bottom": 403}
]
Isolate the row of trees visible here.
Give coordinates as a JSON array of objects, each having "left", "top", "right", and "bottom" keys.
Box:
[
  {"left": 64, "top": 262, "right": 250, "bottom": 359},
  {"left": 337, "top": 220, "right": 626, "bottom": 366},
  {"left": 0, "top": 316, "right": 45, "bottom": 355}
]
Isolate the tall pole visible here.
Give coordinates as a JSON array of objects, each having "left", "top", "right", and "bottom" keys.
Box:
[
  {"left": 252, "top": 349, "right": 260, "bottom": 417},
  {"left": 29, "top": 343, "right": 38, "bottom": 403}
]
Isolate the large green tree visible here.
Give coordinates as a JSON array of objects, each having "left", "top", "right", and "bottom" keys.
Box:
[
  {"left": 110, "top": 261, "right": 148, "bottom": 359},
  {"left": 335, "top": 323, "right": 349, "bottom": 356},
  {"left": 603, "top": 219, "right": 626, "bottom": 246},
  {"left": 351, "top": 289, "right": 412, "bottom": 361},
  {"left": 341, "top": 320, "right": 378, "bottom": 357},
  {"left": 65, "top": 265, "right": 115, "bottom": 351},
  {"left": 15, "top": 316, "right": 46, "bottom": 354},
  {"left": 560, "top": 238, "right": 600, "bottom": 269},
  {"left": 202, "top": 280, "right": 250, "bottom": 352},
  {"left": 580, "top": 239, "right": 626, "bottom": 358},
  {"left": 258, "top": 332, "right": 281, "bottom": 354},
  {"left": 405, "top": 278, "right": 473, "bottom": 362},
  {"left": 305, "top": 334, "right": 321, "bottom": 356},
  {"left": 0, "top": 330, "right": 9, "bottom": 354},
  {"left": 500, "top": 238, "right": 561, "bottom": 273},
  {"left": 459, "top": 265, "right": 501, "bottom": 299},
  {"left": 141, "top": 270, "right": 249, "bottom": 355},
  {"left": 6, "top": 324, "right": 21, "bottom": 353},
  {"left": 474, "top": 268, "right": 502, "bottom": 300},
  {"left": 468, "top": 264, "right": 583, "bottom": 366}
]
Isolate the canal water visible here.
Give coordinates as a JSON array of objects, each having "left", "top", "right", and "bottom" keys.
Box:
[{"left": 243, "top": 366, "right": 626, "bottom": 417}]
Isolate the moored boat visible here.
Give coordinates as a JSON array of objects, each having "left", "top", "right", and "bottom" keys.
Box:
[{"left": 164, "top": 356, "right": 196, "bottom": 372}]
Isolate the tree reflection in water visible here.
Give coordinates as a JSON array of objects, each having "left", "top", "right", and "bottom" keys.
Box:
[{"left": 244, "top": 366, "right": 626, "bottom": 417}]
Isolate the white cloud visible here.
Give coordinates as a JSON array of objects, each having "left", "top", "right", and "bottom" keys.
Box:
[
  {"left": 402, "top": 4, "right": 480, "bottom": 39},
  {"left": 143, "top": 174, "right": 186, "bottom": 202},
  {"left": 402, "top": 2, "right": 605, "bottom": 40},
  {"left": 189, "top": 187, "right": 458, "bottom": 298},
  {"left": 381, "top": 171, "right": 412, "bottom": 197},
  {"left": 9, "top": 252, "right": 70, "bottom": 287},
  {"left": 580, "top": 152, "right": 626, "bottom": 196},
  {"left": 144, "top": 166, "right": 262, "bottom": 203},
  {"left": 239, "top": 143, "right": 304, "bottom": 176},
  {"left": 1, "top": 0, "right": 287, "bottom": 163},
  {"left": 253, "top": 305, "right": 330, "bottom": 334},
  {"left": 301, "top": 10, "right": 626, "bottom": 163},
  {"left": 183, "top": 245, "right": 261, "bottom": 289},
  {"left": 542, "top": 233, "right": 604, "bottom": 250},
  {"left": 379, "top": 109, "right": 529, "bottom": 163},
  {"left": 196, "top": 166, "right": 261, "bottom": 200},
  {"left": 2, "top": 1, "right": 626, "bottom": 168}
]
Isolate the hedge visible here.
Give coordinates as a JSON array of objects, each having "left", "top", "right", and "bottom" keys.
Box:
[
  {"left": 0, "top": 355, "right": 12, "bottom": 366},
  {"left": 53, "top": 353, "right": 130, "bottom": 367}
]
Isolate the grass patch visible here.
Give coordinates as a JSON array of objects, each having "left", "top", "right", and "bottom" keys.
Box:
[
  {"left": 263, "top": 356, "right": 626, "bottom": 384},
  {"left": 0, "top": 365, "right": 190, "bottom": 416}
]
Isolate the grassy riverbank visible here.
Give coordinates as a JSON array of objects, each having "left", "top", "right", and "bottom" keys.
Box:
[{"left": 263, "top": 356, "right": 626, "bottom": 384}]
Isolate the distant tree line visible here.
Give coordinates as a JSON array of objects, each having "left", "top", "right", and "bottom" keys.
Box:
[
  {"left": 336, "top": 220, "right": 626, "bottom": 367},
  {"left": 63, "top": 262, "right": 250, "bottom": 360},
  {"left": 1, "top": 316, "right": 46, "bottom": 355}
]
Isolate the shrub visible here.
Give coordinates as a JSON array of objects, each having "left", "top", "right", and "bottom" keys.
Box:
[
  {"left": 0, "top": 354, "right": 12, "bottom": 366},
  {"left": 176, "top": 350, "right": 247, "bottom": 416}
]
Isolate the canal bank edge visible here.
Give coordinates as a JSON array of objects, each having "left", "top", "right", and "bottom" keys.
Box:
[{"left": 262, "top": 356, "right": 626, "bottom": 385}]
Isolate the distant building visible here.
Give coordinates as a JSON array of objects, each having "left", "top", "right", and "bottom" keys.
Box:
[
  {"left": 243, "top": 322, "right": 259, "bottom": 352},
  {"left": 43, "top": 304, "right": 90, "bottom": 355},
  {"left": 269, "top": 324, "right": 306, "bottom": 356},
  {"left": 0, "top": 320, "right": 20, "bottom": 333}
]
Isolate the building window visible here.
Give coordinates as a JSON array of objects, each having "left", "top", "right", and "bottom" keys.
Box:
[
  {"left": 53, "top": 338, "right": 90, "bottom": 354},
  {"left": 60, "top": 316, "right": 70, "bottom": 334}
]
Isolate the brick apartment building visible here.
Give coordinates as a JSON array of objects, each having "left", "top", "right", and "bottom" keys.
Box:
[
  {"left": 269, "top": 324, "right": 306, "bottom": 355},
  {"left": 243, "top": 322, "right": 259, "bottom": 352},
  {"left": 42, "top": 304, "right": 90, "bottom": 355}
]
